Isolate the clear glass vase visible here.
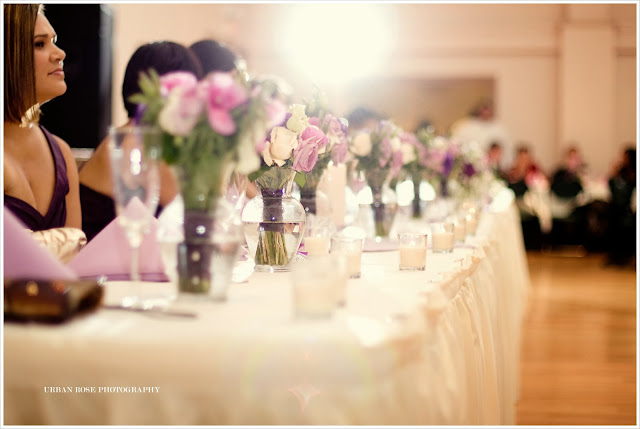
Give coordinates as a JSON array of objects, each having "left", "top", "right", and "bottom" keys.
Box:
[
  {"left": 242, "top": 172, "right": 306, "bottom": 272},
  {"left": 369, "top": 183, "right": 398, "bottom": 238},
  {"left": 170, "top": 163, "right": 242, "bottom": 300}
]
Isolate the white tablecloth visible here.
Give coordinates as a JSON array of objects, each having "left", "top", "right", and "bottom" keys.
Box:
[{"left": 3, "top": 188, "right": 530, "bottom": 425}]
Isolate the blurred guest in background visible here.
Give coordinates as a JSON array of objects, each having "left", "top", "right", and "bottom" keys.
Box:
[
  {"left": 346, "top": 106, "right": 382, "bottom": 132},
  {"left": 506, "top": 144, "right": 545, "bottom": 198},
  {"left": 551, "top": 145, "right": 585, "bottom": 200},
  {"left": 486, "top": 141, "right": 507, "bottom": 181},
  {"left": 189, "top": 39, "right": 239, "bottom": 75},
  {"left": 604, "top": 146, "right": 636, "bottom": 267},
  {"left": 79, "top": 41, "right": 203, "bottom": 241},
  {"left": 4, "top": 4, "right": 82, "bottom": 231},
  {"left": 450, "top": 98, "right": 513, "bottom": 169},
  {"left": 506, "top": 144, "right": 550, "bottom": 249}
]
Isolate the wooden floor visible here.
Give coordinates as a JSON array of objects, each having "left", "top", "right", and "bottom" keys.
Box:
[{"left": 516, "top": 251, "right": 637, "bottom": 425}]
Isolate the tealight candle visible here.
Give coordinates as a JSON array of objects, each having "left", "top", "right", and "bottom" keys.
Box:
[
  {"left": 431, "top": 221, "right": 455, "bottom": 253},
  {"left": 465, "top": 212, "right": 478, "bottom": 236},
  {"left": 453, "top": 215, "right": 466, "bottom": 243},
  {"left": 397, "top": 232, "right": 428, "bottom": 271}
]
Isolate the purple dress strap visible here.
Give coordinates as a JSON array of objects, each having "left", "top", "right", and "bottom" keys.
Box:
[{"left": 3, "top": 126, "right": 69, "bottom": 231}]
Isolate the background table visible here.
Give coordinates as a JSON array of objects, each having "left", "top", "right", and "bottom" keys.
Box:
[{"left": 4, "top": 187, "right": 529, "bottom": 425}]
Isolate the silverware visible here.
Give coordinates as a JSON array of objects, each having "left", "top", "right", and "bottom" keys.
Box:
[{"left": 102, "top": 304, "right": 197, "bottom": 319}]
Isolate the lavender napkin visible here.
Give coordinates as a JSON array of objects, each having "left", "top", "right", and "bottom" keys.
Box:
[
  {"left": 3, "top": 208, "right": 77, "bottom": 281},
  {"left": 67, "top": 211, "right": 167, "bottom": 282}
]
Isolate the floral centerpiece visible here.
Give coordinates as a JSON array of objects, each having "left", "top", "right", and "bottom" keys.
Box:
[
  {"left": 299, "top": 87, "right": 349, "bottom": 216},
  {"left": 396, "top": 130, "right": 432, "bottom": 218},
  {"left": 416, "top": 127, "right": 489, "bottom": 201},
  {"left": 348, "top": 119, "right": 404, "bottom": 237},
  {"left": 130, "top": 69, "right": 285, "bottom": 295},
  {"left": 243, "top": 103, "right": 331, "bottom": 271}
]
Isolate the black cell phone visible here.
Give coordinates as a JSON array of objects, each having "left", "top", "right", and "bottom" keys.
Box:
[{"left": 4, "top": 278, "right": 104, "bottom": 323}]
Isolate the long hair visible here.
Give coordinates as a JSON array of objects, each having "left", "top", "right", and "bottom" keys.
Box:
[{"left": 4, "top": 4, "right": 43, "bottom": 124}]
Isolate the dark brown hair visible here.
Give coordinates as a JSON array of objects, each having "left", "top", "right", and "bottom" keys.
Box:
[{"left": 4, "top": 4, "right": 43, "bottom": 123}]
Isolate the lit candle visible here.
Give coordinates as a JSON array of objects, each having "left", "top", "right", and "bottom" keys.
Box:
[
  {"left": 399, "top": 246, "right": 427, "bottom": 270},
  {"left": 346, "top": 250, "right": 362, "bottom": 278},
  {"left": 432, "top": 232, "right": 455, "bottom": 253},
  {"left": 465, "top": 213, "right": 478, "bottom": 236}
]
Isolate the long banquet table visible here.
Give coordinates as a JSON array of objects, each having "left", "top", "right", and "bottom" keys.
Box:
[{"left": 3, "top": 187, "right": 530, "bottom": 425}]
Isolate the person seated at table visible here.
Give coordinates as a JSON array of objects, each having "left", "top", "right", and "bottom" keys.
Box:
[
  {"left": 486, "top": 141, "right": 507, "bottom": 181},
  {"left": 551, "top": 145, "right": 585, "bottom": 199},
  {"left": 604, "top": 146, "right": 636, "bottom": 267},
  {"left": 346, "top": 106, "right": 383, "bottom": 133},
  {"left": 78, "top": 41, "right": 203, "bottom": 241},
  {"left": 506, "top": 144, "right": 545, "bottom": 198},
  {"left": 189, "top": 39, "right": 242, "bottom": 76},
  {"left": 506, "top": 144, "right": 549, "bottom": 249},
  {"left": 4, "top": 4, "right": 82, "bottom": 231}
]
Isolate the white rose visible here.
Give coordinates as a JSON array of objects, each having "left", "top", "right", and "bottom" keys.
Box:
[
  {"left": 390, "top": 137, "right": 401, "bottom": 151},
  {"left": 351, "top": 132, "right": 372, "bottom": 157},
  {"left": 286, "top": 104, "right": 309, "bottom": 134},
  {"left": 400, "top": 143, "right": 416, "bottom": 165},
  {"left": 266, "top": 126, "right": 298, "bottom": 166},
  {"left": 261, "top": 141, "right": 275, "bottom": 167},
  {"left": 433, "top": 136, "right": 448, "bottom": 149}
]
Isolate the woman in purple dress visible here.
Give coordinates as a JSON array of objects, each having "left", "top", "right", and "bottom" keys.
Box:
[{"left": 4, "top": 4, "right": 81, "bottom": 231}]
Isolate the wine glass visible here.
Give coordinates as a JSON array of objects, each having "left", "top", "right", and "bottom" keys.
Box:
[{"left": 108, "top": 125, "right": 161, "bottom": 308}]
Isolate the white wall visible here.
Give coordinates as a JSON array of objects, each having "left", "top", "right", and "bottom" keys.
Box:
[{"left": 110, "top": 3, "right": 636, "bottom": 176}]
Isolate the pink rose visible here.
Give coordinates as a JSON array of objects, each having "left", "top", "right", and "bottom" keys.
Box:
[
  {"left": 379, "top": 137, "right": 392, "bottom": 168},
  {"left": 331, "top": 141, "right": 348, "bottom": 164},
  {"left": 265, "top": 99, "right": 287, "bottom": 128},
  {"left": 158, "top": 85, "right": 204, "bottom": 136},
  {"left": 390, "top": 150, "right": 403, "bottom": 177},
  {"left": 205, "top": 72, "right": 248, "bottom": 136},
  {"left": 293, "top": 126, "right": 329, "bottom": 173},
  {"left": 159, "top": 72, "right": 198, "bottom": 97}
]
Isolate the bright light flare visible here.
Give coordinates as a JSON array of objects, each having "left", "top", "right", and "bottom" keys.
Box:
[{"left": 281, "top": 4, "right": 397, "bottom": 85}]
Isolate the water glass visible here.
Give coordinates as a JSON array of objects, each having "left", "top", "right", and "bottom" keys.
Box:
[
  {"left": 398, "top": 232, "right": 427, "bottom": 271},
  {"left": 330, "top": 235, "right": 364, "bottom": 279},
  {"left": 291, "top": 254, "right": 347, "bottom": 318},
  {"left": 108, "top": 125, "right": 161, "bottom": 307}
]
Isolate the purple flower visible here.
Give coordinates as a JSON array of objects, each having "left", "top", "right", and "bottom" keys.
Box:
[
  {"left": 205, "top": 72, "right": 248, "bottom": 136},
  {"left": 463, "top": 163, "right": 476, "bottom": 177},
  {"left": 442, "top": 152, "right": 454, "bottom": 178}
]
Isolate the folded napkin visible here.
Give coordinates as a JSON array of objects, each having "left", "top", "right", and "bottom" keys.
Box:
[
  {"left": 68, "top": 209, "right": 167, "bottom": 282},
  {"left": 3, "top": 208, "right": 77, "bottom": 281}
]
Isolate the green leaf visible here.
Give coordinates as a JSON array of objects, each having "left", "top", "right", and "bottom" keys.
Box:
[{"left": 294, "top": 171, "right": 307, "bottom": 189}]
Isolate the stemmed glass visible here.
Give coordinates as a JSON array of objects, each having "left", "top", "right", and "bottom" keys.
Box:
[{"left": 108, "top": 125, "right": 161, "bottom": 307}]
